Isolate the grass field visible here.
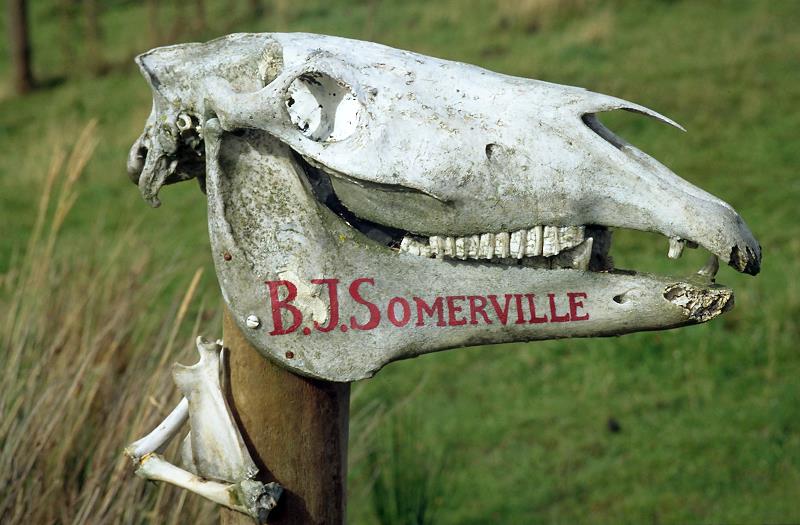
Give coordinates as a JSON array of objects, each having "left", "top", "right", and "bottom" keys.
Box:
[{"left": 1, "top": 0, "right": 799, "bottom": 523}]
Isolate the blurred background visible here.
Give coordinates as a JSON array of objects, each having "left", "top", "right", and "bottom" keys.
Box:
[{"left": 1, "top": 0, "right": 798, "bottom": 523}]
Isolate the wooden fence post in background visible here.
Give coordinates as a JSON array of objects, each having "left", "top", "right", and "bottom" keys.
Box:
[
  {"left": 220, "top": 308, "right": 350, "bottom": 525},
  {"left": 6, "top": 0, "right": 34, "bottom": 94}
]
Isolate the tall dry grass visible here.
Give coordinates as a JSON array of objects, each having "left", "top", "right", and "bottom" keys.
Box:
[{"left": 0, "top": 121, "right": 218, "bottom": 524}]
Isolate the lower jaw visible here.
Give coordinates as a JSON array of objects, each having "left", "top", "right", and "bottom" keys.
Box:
[{"left": 202, "top": 124, "right": 734, "bottom": 381}]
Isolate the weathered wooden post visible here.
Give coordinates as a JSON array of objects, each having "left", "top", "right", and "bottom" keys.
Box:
[
  {"left": 220, "top": 308, "right": 350, "bottom": 525},
  {"left": 124, "top": 32, "right": 760, "bottom": 524}
]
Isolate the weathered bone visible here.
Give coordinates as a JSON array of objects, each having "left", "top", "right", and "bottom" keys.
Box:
[
  {"left": 125, "top": 32, "right": 761, "bottom": 380},
  {"left": 124, "top": 337, "right": 282, "bottom": 522}
]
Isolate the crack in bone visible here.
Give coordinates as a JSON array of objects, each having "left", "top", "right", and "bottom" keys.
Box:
[{"left": 664, "top": 283, "right": 733, "bottom": 322}]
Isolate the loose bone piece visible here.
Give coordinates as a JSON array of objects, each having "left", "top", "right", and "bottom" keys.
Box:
[{"left": 124, "top": 337, "right": 282, "bottom": 522}]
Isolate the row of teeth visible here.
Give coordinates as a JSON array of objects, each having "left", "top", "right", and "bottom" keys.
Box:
[{"left": 400, "top": 226, "right": 586, "bottom": 260}]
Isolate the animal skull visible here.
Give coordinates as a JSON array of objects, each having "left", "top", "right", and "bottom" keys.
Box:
[{"left": 127, "top": 33, "right": 760, "bottom": 382}]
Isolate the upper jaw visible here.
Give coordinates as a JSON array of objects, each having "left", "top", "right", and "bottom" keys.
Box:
[
  {"left": 126, "top": 36, "right": 761, "bottom": 277},
  {"left": 127, "top": 110, "right": 761, "bottom": 279}
]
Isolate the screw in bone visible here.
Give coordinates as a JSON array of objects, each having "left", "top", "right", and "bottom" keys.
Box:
[{"left": 245, "top": 315, "right": 261, "bottom": 329}]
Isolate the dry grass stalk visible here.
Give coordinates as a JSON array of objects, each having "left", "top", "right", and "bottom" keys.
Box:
[{"left": 0, "top": 122, "right": 217, "bottom": 524}]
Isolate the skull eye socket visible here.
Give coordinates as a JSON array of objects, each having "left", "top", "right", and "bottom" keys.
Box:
[{"left": 285, "top": 72, "right": 361, "bottom": 142}]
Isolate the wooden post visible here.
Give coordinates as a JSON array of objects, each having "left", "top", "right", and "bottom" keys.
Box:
[
  {"left": 220, "top": 308, "right": 350, "bottom": 525},
  {"left": 6, "top": 0, "right": 34, "bottom": 94}
]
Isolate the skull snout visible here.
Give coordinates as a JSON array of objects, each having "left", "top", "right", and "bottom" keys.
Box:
[{"left": 723, "top": 211, "right": 762, "bottom": 275}]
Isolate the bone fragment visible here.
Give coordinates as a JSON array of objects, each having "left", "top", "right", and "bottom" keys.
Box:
[
  {"left": 134, "top": 453, "right": 282, "bottom": 523},
  {"left": 125, "top": 398, "right": 189, "bottom": 459},
  {"left": 495, "top": 232, "right": 510, "bottom": 258},
  {"left": 173, "top": 338, "right": 259, "bottom": 482},
  {"left": 180, "top": 432, "right": 196, "bottom": 474},
  {"left": 125, "top": 337, "right": 282, "bottom": 522},
  {"left": 668, "top": 237, "right": 686, "bottom": 259},
  {"left": 526, "top": 226, "right": 543, "bottom": 256},
  {"left": 542, "top": 226, "right": 560, "bottom": 257}
]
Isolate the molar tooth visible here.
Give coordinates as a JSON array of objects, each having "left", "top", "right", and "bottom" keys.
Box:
[
  {"left": 445, "top": 237, "right": 456, "bottom": 257},
  {"left": 542, "top": 226, "right": 560, "bottom": 257},
  {"left": 668, "top": 237, "right": 686, "bottom": 259},
  {"left": 510, "top": 230, "right": 522, "bottom": 258},
  {"left": 495, "top": 232, "right": 510, "bottom": 258},
  {"left": 468, "top": 235, "right": 480, "bottom": 259},
  {"left": 558, "top": 226, "right": 584, "bottom": 250},
  {"left": 526, "top": 226, "right": 543, "bottom": 256},
  {"left": 455, "top": 237, "right": 466, "bottom": 259},
  {"left": 401, "top": 236, "right": 430, "bottom": 257},
  {"left": 479, "top": 233, "right": 495, "bottom": 259},
  {"left": 429, "top": 236, "right": 445, "bottom": 258}
]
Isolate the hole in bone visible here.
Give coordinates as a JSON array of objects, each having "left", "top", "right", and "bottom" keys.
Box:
[
  {"left": 613, "top": 293, "right": 626, "bottom": 304},
  {"left": 485, "top": 143, "right": 500, "bottom": 159},
  {"left": 285, "top": 72, "right": 361, "bottom": 142}
]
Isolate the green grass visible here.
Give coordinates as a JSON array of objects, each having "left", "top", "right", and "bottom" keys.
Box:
[{"left": 1, "top": 0, "right": 799, "bottom": 523}]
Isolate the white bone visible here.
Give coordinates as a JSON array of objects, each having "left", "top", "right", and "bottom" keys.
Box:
[
  {"left": 125, "top": 337, "right": 282, "bottom": 521},
  {"left": 124, "top": 397, "right": 188, "bottom": 458},
  {"left": 133, "top": 452, "right": 281, "bottom": 522},
  {"left": 171, "top": 338, "right": 257, "bottom": 481},
  {"left": 126, "top": 33, "right": 760, "bottom": 382}
]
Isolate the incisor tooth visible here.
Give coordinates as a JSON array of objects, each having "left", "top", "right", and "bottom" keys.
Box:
[
  {"left": 542, "top": 226, "right": 560, "bottom": 257},
  {"left": 526, "top": 226, "right": 543, "bottom": 256},
  {"left": 495, "top": 232, "right": 510, "bottom": 258},
  {"left": 668, "top": 237, "right": 685, "bottom": 259},
  {"left": 479, "top": 233, "right": 495, "bottom": 259}
]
